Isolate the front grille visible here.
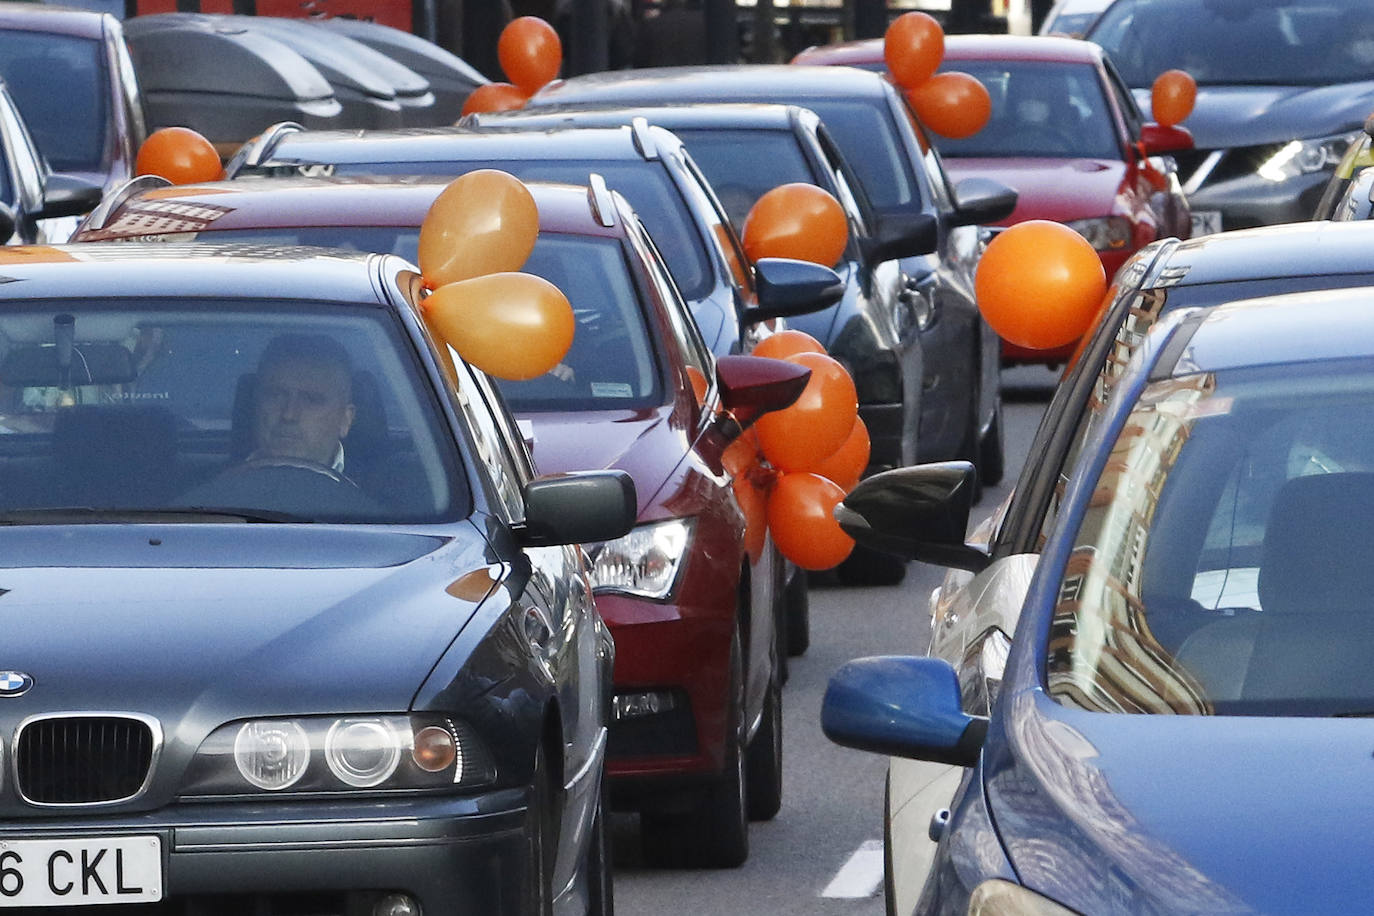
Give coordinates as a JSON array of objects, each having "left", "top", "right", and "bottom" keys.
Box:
[{"left": 16, "top": 716, "right": 156, "bottom": 804}]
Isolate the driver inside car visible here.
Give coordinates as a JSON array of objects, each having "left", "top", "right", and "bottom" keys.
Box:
[{"left": 251, "top": 333, "right": 356, "bottom": 475}]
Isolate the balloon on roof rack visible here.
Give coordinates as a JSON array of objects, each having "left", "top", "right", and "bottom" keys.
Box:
[
  {"left": 460, "top": 82, "right": 530, "bottom": 117},
  {"left": 135, "top": 127, "right": 224, "bottom": 185}
]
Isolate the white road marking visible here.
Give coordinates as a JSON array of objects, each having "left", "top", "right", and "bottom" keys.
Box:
[{"left": 821, "top": 839, "right": 885, "bottom": 898}]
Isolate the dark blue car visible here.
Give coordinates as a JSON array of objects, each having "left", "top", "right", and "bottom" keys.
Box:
[{"left": 824, "top": 282, "right": 1374, "bottom": 912}]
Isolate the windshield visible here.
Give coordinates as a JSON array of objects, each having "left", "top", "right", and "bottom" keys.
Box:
[
  {"left": 0, "top": 299, "right": 465, "bottom": 523},
  {"left": 671, "top": 128, "right": 820, "bottom": 228},
  {"left": 321, "top": 158, "right": 713, "bottom": 302},
  {"left": 154, "top": 229, "right": 665, "bottom": 413},
  {"left": 1048, "top": 356, "right": 1374, "bottom": 716},
  {"left": 933, "top": 61, "right": 1121, "bottom": 160},
  {"left": 1090, "top": 0, "right": 1374, "bottom": 87},
  {"left": 796, "top": 97, "right": 920, "bottom": 209},
  {"left": 0, "top": 31, "right": 108, "bottom": 172}
]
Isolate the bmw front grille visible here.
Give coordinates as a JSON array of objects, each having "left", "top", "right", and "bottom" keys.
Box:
[{"left": 14, "top": 714, "right": 160, "bottom": 805}]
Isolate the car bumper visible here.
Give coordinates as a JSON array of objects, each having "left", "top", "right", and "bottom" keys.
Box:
[
  {"left": 1188, "top": 169, "right": 1330, "bottom": 232},
  {"left": 0, "top": 789, "right": 530, "bottom": 915},
  {"left": 596, "top": 593, "right": 734, "bottom": 794}
]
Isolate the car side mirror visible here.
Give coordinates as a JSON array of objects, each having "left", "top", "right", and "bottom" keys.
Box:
[
  {"left": 0, "top": 201, "right": 14, "bottom": 244},
  {"left": 516, "top": 470, "right": 637, "bottom": 547},
  {"left": 862, "top": 209, "right": 938, "bottom": 263},
  {"left": 747, "top": 257, "right": 845, "bottom": 322},
  {"left": 822, "top": 655, "right": 986, "bottom": 766},
  {"left": 834, "top": 461, "right": 990, "bottom": 572},
  {"left": 1139, "top": 123, "right": 1194, "bottom": 156},
  {"left": 713, "top": 354, "right": 810, "bottom": 431},
  {"left": 41, "top": 174, "right": 104, "bottom": 220},
  {"left": 950, "top": 177, "right": 1018, "bottom": 228}
]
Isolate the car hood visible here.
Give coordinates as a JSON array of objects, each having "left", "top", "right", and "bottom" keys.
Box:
[
  {"left": 1135, "top": 81, "right": 1374, "bottom": 149},
  {"left": 943, "top": 158, "right": 1127, "bottom": 224},
  {"left": 0, "top": 524, "right": 494, "bottom": 718},
  {"left": 987, "top": 688, "right": 1374, "bottom": 912},
  {"left": 521, "top": 405, "right": 684, "bottom": 514}
]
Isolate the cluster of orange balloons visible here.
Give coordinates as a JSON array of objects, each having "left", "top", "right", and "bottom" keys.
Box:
[
  {"left": 135, "top": 127, "right": 225, "bottom": 184},
  {"left": 460, "top": 17, "right": 563, "bottom": 117},
  {"left": 417, "top": 170, "right": 574, "bottom": 381},
  {"left": 884, "top": 12, "right": 990, "bottom": 140}
]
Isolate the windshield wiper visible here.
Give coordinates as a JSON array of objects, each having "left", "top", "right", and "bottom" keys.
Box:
[{"left": 0, "top": 506, "right": 310, "bottom": 524}]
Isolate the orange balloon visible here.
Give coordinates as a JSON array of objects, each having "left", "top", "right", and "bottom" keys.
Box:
[
  {"left": 767, "top": 472, "right": 854, "bottom": 570},
  {"left": 908, "top": 72, "right": 991, "bottom": 140},
  {"left": 499, "top": 16, "right": 562, "bottom": 95},
  {"left": 741, "top": 183, "right": 848, "bottom": 267},
  {"left": 460, "top": 82, "right": 529, "bottom": 116},
  {"left": 812, "top": 417, "right": 871, "bottom": 493},
  {"left": 418, "top": 170, "right": 539, "bottom": 288},
  {"left": 135, "top": 127, "right": 223, "bottom": 184},
  {"left": 424, "top": 272, "right": 574, "bottom": 380},
  {"left": 884, "top": 11, "right": 944, "bottom": 89},
  {"left": 756, "top": 352, "right": 858, "bottom": 473},
  {"left": 733, "top": 472, "right": 768, "bottom": 562},
  {"left": 751, "top": 329, "right": 826, "bottom": 361},
  {"left": 686, "top": 365, "right": 709, "bottom": 405},
  {"left": 1152, "top": 69, "right": 1197, "bottom": 128},
  {"left": 975, "top": 220, "right": 1107, "bottom": 351}
]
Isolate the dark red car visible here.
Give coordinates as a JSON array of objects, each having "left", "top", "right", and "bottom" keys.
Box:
[
  {"left": 75, "top": 174, "right": 841, "bottom": 868},
  {"left": 794, "top": 35, "right": 1193, "bottom": 365}
]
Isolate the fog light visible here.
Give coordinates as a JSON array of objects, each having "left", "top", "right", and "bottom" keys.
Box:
[
  {"left": 373, "top": 893, "right": 421, "bottom": 916},
  {"left": 613, "top": 690, "right": 677, "bottom": 720}
]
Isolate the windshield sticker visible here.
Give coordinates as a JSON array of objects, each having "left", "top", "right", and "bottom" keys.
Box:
[{"left": 590, "top": 382, "right": 633, "bottom": 398}]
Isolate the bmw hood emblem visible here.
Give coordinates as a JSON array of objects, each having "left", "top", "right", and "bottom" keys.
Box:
[{"left": 0, "top": 671, "right": 33, "bottom": 697}]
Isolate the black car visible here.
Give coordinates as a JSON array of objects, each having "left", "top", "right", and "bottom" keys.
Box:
[
  {"left": 0, "top": 242, "right": 635, "bottom": 914},
  {"left": 525, "top": 64, "right": 1018, "bottom": 486},
  {"left": 1088, "top": 0, "right": 1374, "bottom": 234}
]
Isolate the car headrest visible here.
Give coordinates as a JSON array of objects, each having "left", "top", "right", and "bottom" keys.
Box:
[{"left": 1258, "top": 472, "right": 1374, "bottom": 616}]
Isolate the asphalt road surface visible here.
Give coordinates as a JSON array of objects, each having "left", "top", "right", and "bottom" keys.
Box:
[{"left": 609, "top": 365, "right": 1061, "bottom": 916}]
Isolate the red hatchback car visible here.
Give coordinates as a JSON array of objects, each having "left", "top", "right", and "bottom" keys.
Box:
[
  {"left": 795, "top": 34, "right": 1193, "bottom": 365},
  {"left": 75, "top": 175, "right": 836, "bottom": 868}
]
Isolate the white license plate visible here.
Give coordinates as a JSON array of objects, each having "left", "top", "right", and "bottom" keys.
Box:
[
  {"left": 1191, "top": 209, "right": 1223, "bottom": 236},
  {"left": 0, "top": 836, "right": 161, "bottom": 907}
]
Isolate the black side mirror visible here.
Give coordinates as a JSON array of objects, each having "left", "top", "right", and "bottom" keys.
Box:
[
  {"left": 862, "top": 209, "right": 938, "bottom": 263},
  {"left": 950, "top": 178, "right": 1018, "bottom": 228},
  {"left": 0, "top": 201, "right": 14, "bottom": 244},
  {"left": 41, "top": 174, "right": 104, "bottom": 220},
  {"left": 516, "top": 470, "right": 637, "bottom": 547},
  {"left": 747, "top": 257, "right": 845, "bottom": 322},
  {"left": 835, "top": 461, "right": 990, "bottom": 572}
]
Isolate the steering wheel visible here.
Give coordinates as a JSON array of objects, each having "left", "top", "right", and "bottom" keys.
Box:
[
  {"left": 239, "top": 454, "right": 359, "bottom": 487},
  {"left": 180, "top": 455, "right": 381, "bottom": 517}
]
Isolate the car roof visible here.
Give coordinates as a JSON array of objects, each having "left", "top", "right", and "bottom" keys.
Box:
[
  {"left": 481, "top": 102, "right": 809, "bottom": 133},
  {"left": 1179, "top": 287, "right": 1374, "bottom": 375},
  {"left": 793, "top": 34, "right": 1101, "bottom": 66},
  {"left": 0, "top": 2, "right": 107, "bottom": 37},
  {"left": 1153, "top": 221, "right": 1374, "bottom": 288},
  {"left": 0, "top": 242, "right": 397, "bottom": 303},
  {"left": 256, "top": 124, "right": 680, "bottom": 169},
  {"left": 82, "top": 176, "right": 622, "bottom": 240},
  {"left": 529, "top": 64, "right": 891, "bottom": 106}
]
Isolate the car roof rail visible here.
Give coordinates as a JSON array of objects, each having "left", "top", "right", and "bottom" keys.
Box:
[
  {"left": 224, "top": 121, "right": 305, "bottom": 178},
  {"left": 587, "top": 173, "right": 617, "bottom": 228},
  {"left": 629, "top": 116, "right": 659, "bottom": 161},
  {"left": 80, "top": 174, "right": 173, "bottom": 232}
]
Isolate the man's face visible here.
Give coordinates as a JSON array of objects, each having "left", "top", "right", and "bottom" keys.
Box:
[{"left": 254, "top": 358, "right": 355, "bottom": 466}]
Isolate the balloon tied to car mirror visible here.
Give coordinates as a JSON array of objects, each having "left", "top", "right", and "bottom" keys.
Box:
[
  {"left": 883, "top": 12, "right": 991, "bottom": 140},
  {"left": 417, "top": 170, "right": 575, "bottom": 382}
]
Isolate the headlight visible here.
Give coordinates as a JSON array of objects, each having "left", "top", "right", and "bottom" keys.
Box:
[
  {"left": 181, "top": 714, "right": 495, "bottom": 797},
  {"left": 589, "top": 518, "right": 693, "bottom": 599},
  {"left": 968, "top": 879, "right": 1080, "bottom": 915},
  {"left": 1064, "top": 216, "right": 1131, "bottom": 252},
  {"left": 1257, "top": 131, "right": 1362, "bottom": 182}
]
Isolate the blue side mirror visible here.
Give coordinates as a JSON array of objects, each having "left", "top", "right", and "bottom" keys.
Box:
[{"left": 821, "top": 656, "right": 986, "bottom": 767}]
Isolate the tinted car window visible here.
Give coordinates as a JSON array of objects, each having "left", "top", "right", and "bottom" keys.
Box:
[
  {"left": 796, "top": 97, "right": 919, "bottom": 209},
  {"left": 0, "top": 31, "right": 108, "bottom": 172},
  {"left": 935, "top": 61, "right": 1120, "bottom": 160},
  {"left": 669, "top": 128, "right": 817, "bottom": 227},
  {"left": 327, "top": 158, "right": 713, "bottom": 302},
  {"left": 0, "top": 298, "right": 465, "bottom": 522},
  {"left": 1048, "top": 355, "right": 1374, "bottom": 717},
  {"left": 1092, "top": 0, "right": 1374, "bottom": 87}
]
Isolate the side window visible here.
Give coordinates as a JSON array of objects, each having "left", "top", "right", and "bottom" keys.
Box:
[
  {"left": 679, "top": 151, "right": 753, "bottom": 296},
  {"left": 815, "top": 125, "right": 874, "bottom": 239},
  {"left": 626, "top": 215, "right": 713, "bottom": 383},
  {"left": 1104, "top": 59, "right": 1145, "bottom": 139},
  {"left": 0, "top": 93, "right": 43, "bottom": 212},
  {"left": 447, "top": 351, "right": 529, "bottom": 520}
]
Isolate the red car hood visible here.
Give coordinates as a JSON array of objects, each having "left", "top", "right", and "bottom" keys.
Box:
[
  {"left": 521, "top": 406, "right": 685, "bottom": 514},
  {"left": 944, "top": 157, "right": 1128, "bottom": 225}
]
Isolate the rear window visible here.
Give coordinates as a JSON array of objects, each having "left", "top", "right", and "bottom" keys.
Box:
[{"left": 0, "top": 31, "right": 108, "bottom": 173}]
